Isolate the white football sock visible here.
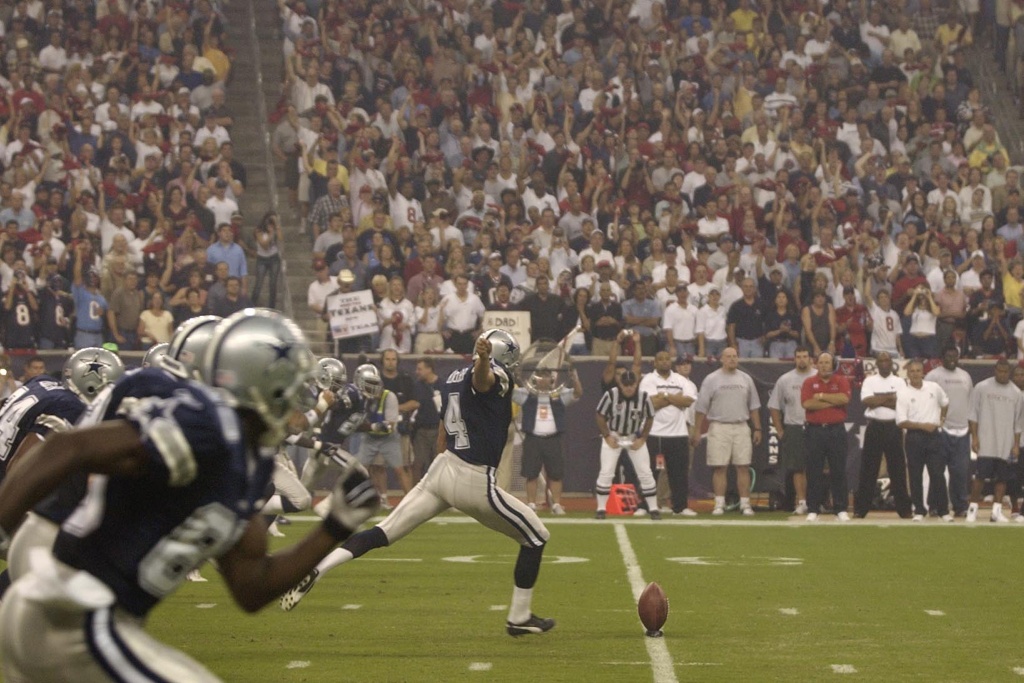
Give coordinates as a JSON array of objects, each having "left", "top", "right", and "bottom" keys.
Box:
[
  {"left": 714, "top": 496, "right": 725, "bottom": 508},
  {"left": 316, "top": 547, "right": 355, "bottom": 574},
  {"left": 644, "top": 495, "right": 659, "bottom": 511},
  {"left": 508, "top": 586, "right": 533, "bottom": 624},
  {"left": 596, "top": 494, "right": 608, "bottom": 511},
  {"left": 992, "top": 502, "right": 1003, "bottom": 516},
  {"left": 262, "top": 494, "right": 284, "bottom": 515},
  {"left": 740, "top": 497, "right": 750, "bottom": 509},
  {"left": 313, "top": 494, "right": 332, "bottom": 519}
]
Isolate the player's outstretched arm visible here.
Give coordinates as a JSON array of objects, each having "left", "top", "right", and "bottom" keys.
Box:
[
  {"left": 472, "top": 335, "right": 495, "bottom": 393},
  {"left": 0, "top": 422, "right": 149, "bottom": 546},
  {"left": 219, "top": 463, "right": 379, "bottom": 613}
]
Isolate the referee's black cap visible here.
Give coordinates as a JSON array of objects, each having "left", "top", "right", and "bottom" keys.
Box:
[{"left": 620, "top": 370, "right": 638, "bottom": 385}]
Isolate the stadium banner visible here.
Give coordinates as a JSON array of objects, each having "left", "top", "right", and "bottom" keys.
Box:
[
  {"left": 482, "top": 310, "right": 531, "bottom": 350},
  {"left": 326, "top": 290, "right": 377, "bottom": 340}
]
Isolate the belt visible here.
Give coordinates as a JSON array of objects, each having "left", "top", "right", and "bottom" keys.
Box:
[
  {"left": 806, "top": 422, "right": 843, "bottom": 428},
  {"left": 907, "top": 428, "right": 939, "bottom": 434},
  {"left": 526, "top": 433, "right": 561, "bottom": 439},
  {"left": 867, "top": 419, "right": 897, "bottom": 424}
]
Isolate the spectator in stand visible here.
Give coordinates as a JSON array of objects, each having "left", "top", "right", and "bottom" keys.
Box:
[
  {"left": 378, "top": 277, "right": 415, "bottom": 354},
  {"left": 975, "top": 301, "right": 1015, "bottom": 356},
  {"left": 210, "top": 276, "right": 252, "bottom": 318},
  {"left": 107, "top": 270, "right": 143, "bottom": 350},
  {"left": 622, "top": 281, "right": 662, "bottom": 356},
  {"left": 663, "top": 286, "right": 699, "bottom": 359},
  {"left": 440, "top": 274, "right": 485, "bottom": 354},
  {"left": 936, "top": 269, "right": 969, "bottom": 351},
  {"left": 71, "top": 243, "right": 106, "bottom": 350},
  {"left": 728, "top": 278, "right": 766, "bottom": 358},
  {"left": 586, "top": 282, "right": 624, "bottom": 357},
  {"left": 413, "top": 288, "right": 444, "bottom": 354},
  {"left": 764, "top": 290, "right": 802, "bottom": 360},
  {"left": 521, "top": 275, "right": 567, "bottom": 343},
  {"left": 903, "top": 284, "right": 940, "bottom": 358},
  {"left": 137, "top": 291, "right": 175, "bottom": 346},
  {"left": 801, "top": 290, "right": 836, "bottom": 358},
  {"left": 206, "top": 223, "right": 247, "bottom": 290},
  {"left": 37, "top": 275, "right": 73, "bottom": 350},
  {"left": 252, "top": 212, "right": 283, "bottom": 309}
]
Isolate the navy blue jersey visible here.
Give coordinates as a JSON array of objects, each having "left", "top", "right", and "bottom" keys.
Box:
[
  {"left": 38, "top": 289, "right": 74, "bottom": 347},
  {"left": 440, "top": 362, "right": 513, "bottom": 467},
  {"left": 4, "top": 288, "right": 35, "bottom": 349},
  {"left": 0, "top": 376, "right": 85, "bottom": 484},
  {"left": 320, "top": 384, "right": 366, "bottom": 445},
  {"left": 50, "top": 368, "right": 271, "bottom": 618}
]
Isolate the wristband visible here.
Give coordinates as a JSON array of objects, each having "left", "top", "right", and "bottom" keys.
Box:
[
  {"left": 321, "top": 516, "right": 353, "bottom": 542},
  {"left": 304, "top": 409, "right": 321, "bottom": 428}
]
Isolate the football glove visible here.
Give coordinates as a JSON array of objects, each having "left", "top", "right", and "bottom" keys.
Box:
[{"left": 322, "top": 462, "right": 380, "bottom": 541}]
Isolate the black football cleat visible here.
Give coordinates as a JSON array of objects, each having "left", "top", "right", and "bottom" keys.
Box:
[
  {"left": 649, "top": 510, "right": 662, "bottom": 520},
  {"left": 595, "top": 510, "right": 607, "bottom": 520},
  {"left": 507, "top": 614, "right": 556, "bottom": 636}
]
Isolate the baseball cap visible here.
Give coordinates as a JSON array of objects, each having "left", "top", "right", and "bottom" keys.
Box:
[
  {"left": 337, "top": 269, "right": 355, "bottom": 284},
  {"left": 489, "top": 251, "right": 503, "bottom": 260},
  {"left": 675, "top": 354, "right": 694, "bottom": 365},
  {"left": 620, "top": 370, "right": 638, "bottom": 385},
  {"left": 972, "top": 250, "right": 986, "bottom": 259},
  {"left": 597, "top": 259, "right": 612, "bottom": 268},
  {"left": 312, "top": 258, "right": 327, "bottom": 270},
  {"left": 432, "top": 208, "right": 449, "bottom": 218}
]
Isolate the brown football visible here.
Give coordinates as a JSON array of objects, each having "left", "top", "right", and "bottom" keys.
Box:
[{"left": 638, "top": 581, "right": 669, "bottom": 635}]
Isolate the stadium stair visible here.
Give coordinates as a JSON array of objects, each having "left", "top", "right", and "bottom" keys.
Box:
[{"left": 221, "top": 0, "right": 331, "bottom": 353}]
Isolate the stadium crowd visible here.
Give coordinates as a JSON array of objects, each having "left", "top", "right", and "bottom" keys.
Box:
[
  {"left": 0, "top": 0, "right": 264, "bottom": 356},
  {"left": 288, "top": 0, "right": 1024, "bottom": 362}
]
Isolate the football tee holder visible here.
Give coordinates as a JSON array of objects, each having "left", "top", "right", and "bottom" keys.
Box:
[{"left": 606, "top": 483, "right": 639, "bottom": 516}]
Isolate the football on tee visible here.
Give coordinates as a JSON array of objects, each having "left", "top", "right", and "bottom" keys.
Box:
[{"left": 638, "top": 581, "right": 669, "bottom": 637}]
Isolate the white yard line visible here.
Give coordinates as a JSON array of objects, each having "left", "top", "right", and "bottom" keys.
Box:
[
  {"left": 468, "top": 663, "right": 492, "bottom": 671},
  {"left": 831, "top": 664, "right": 858, "bottom": 674},
  {"left": 613, "top": 523, "right": 679, "bottom": 683},
  {"left": 288, "top": 515, "right": 1024, "bottom": 529}
]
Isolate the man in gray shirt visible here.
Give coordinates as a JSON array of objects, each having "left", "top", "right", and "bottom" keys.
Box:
[
  {"left": 693, "top": 347, "right": 762, "bottom": 516},
  {"left": 925, "top": 347, "right": 974, "bottom": 517},
  {"left": 768, "top": 347, "right": 815, "bottom": 515},
  {"left": 967, "top": 359, "right": 1024, "bottom": 523}
]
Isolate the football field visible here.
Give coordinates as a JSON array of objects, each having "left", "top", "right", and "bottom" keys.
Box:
[{"left": 149, "top": 514, "right": 1024, "bottom": 682}]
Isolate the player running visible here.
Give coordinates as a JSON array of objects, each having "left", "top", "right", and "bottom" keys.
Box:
[
  {"left": 280, "top": 329, "right": 555, "bottom": 637},
  {"left": 0, "top": 310, "right": 380, "bottom": 682},
  {"left": 0, "top": 347, "right": 125, "bottom": 593}
]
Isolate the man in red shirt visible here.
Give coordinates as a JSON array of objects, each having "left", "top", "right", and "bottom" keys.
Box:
[
  {"left": 890, "top": 253, "right": 929, "bottom": 311},
  {"left": 835, "top": 287, "right": 870, "bottom": 357},
  {"left": 801, "top": 352, "right": 852, "bottom": 521}
]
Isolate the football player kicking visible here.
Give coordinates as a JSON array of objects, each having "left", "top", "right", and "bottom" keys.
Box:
[
  {"left": 280, "top": 329, "right": 556, "bottom": 637},
  {"left": 0, "top": 347, "right": 125, "bottom": 596},
  {"left": 0, "top": 310, "right": 380, "bottom": 682}
]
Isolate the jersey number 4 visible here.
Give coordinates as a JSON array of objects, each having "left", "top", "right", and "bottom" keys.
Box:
[{"left": 444, "top": 392, "right": 469, "bottom": 450}]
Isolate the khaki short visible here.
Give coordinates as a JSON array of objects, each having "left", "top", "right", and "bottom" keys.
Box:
[{"left": 706, "top": 422, "right": 752, "bottom": 467}]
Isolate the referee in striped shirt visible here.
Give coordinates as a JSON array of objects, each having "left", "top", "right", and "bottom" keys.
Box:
[{"left": 594, "top": 370, "right": 660, "bottom": 520}]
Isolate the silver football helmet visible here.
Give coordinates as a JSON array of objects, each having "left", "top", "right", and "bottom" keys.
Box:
[
  {"left": 479, "top": 328, "right": 521, "bottom": 371},
  {"left": 63, "top": 347, "right": 125, "bottom": 402},
  {"left": 141, "top": 342, "right": 169, "bottom": 368},
  {"left": 202, "top": 309, "right": 315, "bottom": 445},
  {"left": 354, "top": 363, "right": 383, "bottom": 401},
  {"left": 162, "top": 315, "right": 222, "bottom": 380},
  {"left": 315, "top": 357, "right": 348, "bottom": 393}
]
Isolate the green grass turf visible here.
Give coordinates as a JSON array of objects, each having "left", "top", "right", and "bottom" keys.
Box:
[{"left": 145, "top": 515, "right": 1024, "bottom": 682}]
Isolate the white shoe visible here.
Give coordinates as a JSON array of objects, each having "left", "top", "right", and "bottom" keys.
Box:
[
  {"left": 379, "top": 496, "right": 393, "bottom": 511},
  {"left": 794, "top": 503, "right": 808, "bottom": 515},
  {"left": 806, "top": 512, "right": 818, "bottom": 522},
  {"left": 551, "top": 503, "right": 566, "bottom": 516},
  {"left": 1015, "top": 514, "right": 1024, "bottom": 524},
  {"left": 941, "top": 514, "right": 955, "bottom": 523},
  {"left": 659, "top": 506, "right": 674, "bottom": 514},
  {"left": 837, "top": 511, "right": 850, "bottom": 522},
  {"left": 966, "top": 503, "right": 979, "bottom": 523},
  {"left": 268, "top": 521, "right": 285, "bottom": 538},
  {"left": 633, "top": 508, "right": 648, "bottom": 517},
  {"left": 679, "top": 508, "right": 698, "bottom": 517},
  {"left": 313, "top": 494, "right": 332, "bottom": 519},
  {"left": 527, "top": 502, "right": 537, "bottom": 511},
  {"left": 711, "top": 507, "right": 725, "bottom": 516},
  {"left": 187, "top": 569, "right": 207, "bottom": 583},
  {"left": 912, "top": 514, "right": 924, "bottom": 522},
  {"left": 741, "top": 506, "right": 755, "bottom": 516},
  {"left": 991, "top": 511, "right": 1010, "bottom": 523}
]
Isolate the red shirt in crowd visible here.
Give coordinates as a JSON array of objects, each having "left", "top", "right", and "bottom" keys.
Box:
[{"left": 801, "top": 372, "right": 851, "bottom": 425}]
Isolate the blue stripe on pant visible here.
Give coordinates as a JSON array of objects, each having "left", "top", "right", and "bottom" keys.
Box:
[
  {"left": 805, "top": 423, "right": 848, "bottom": 514},
  {"left": 85, "top": 608, "right": 173, "bottom": 683}
]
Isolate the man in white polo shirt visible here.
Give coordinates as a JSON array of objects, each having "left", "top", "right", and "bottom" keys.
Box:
[
  {"left": 856, "top": 352, "right": 912, "bottom": 519},
  {"left": 896, "top": 358, "right": 950, "bottom": 521},
  {"left": 440, "top": 273, "right": 486, "bottom": 354},
  {"left": 640, "top": 352, "right": 698, "bottom": 516},
  {"left": 663, "top": 285, "right": 698, "bottom": 358}
]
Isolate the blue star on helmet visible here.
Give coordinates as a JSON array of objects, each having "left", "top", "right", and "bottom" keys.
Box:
[
  {"left": 262, "top": 340, "right": 293, "bottom": 361},
  {"left": 82, "top": 354, "right": 110, "bottom": 379},
  {"left": 505, "top": 338, "right": 519, "bottom": 356}
]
